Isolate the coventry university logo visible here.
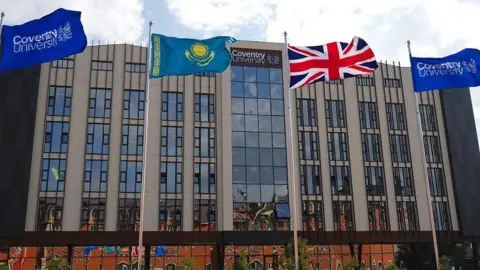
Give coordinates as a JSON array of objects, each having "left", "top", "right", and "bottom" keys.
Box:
[
  {"left": 417, "top": 58, "right": 478, "bottom": 78},
  {"left": 267, "top": 54, "right": 281, "bottom": 66},
  {"left": 12, "top": 21, "right": 73, "bottom": 53},
  {"left": 185, "top": 43, "right": 215, "bottom": 66}
]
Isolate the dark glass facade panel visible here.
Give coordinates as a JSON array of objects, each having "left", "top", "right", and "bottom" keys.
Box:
[
  {"left": 52, "top": 59, "right": 74, "bottom": 69},
  {"left": 196, "top": 72, "right": 215, "bottom": 77},
  {"left": 91, "top": 61, "right": 113, "bottom": 71},
  {"left": 302, "top": 201, "right": 323, "bottom": 231},
  {"left": 117, "top": 198, "right": 140, "bottom": 231},
  {"left": 161, "top": 126, "right": 183, "bottom": 156},
  {"left": 40, "top": 158, "right": 66, "bottom": 192},
  {"left": 327, "top": 132, "right": 349, "bottom": 161},
  {"left": 297, "top": 131, "right": 318, "bottom": 160},
  {"left": 356, "top": 77, "right": 375, "bottom": 86},
  {"left": 432, "top": 201, "right": 450, "bottom": 231},
  {"left": 83, "top": 160, "right": 108, "bottom": 193},
  {"left": 160, "top": 162, "right": 183, "bottom": 194},
  {"left": 428, "top": 168, "right": 446, "bottom": 197},
  {"left": 36, "top": 197, "right": 63, "bottom": 231},
  {"left": 424, "top": 136, "right": 441, "bottom": 163},
  {"left": 195, "top": 94, "right": 215, "bottom": 122},
  {"left": 364, "top": 166, "right": 385, "bottom": 196},
  {"left": 194, "top": 163, "right": 215, "bottom": 194},
  {"left": 386, "top": 103, "right": 405, "bottom": 130},
  {"left": 296, "top": 98, "right": 316, "bottom": 127},
  {"left": 119, "top": 161, "right": 142, "bottom": 193},
  {"left": 325, "top": 100, "right": 345, "bottom": 128},
  {"left": 86, "top": 123, "right": 110, "bottom": 154},
  {"left": 123, "top": 90, "right": 145, "bottom": 119},
  {"left": 300, "top": 165, "right": 321, "bottom": 195},
  {"left": 231, "top": 65, "right": 289, "bottom": 232},
  {"left": 332, "top": 201, "right": 354, "bottom": 231},
  {"left": 80, "top": 198, "right": 105, "bottom": 231},
  {"left": 389, "top": 135, "right": 410, "bottom": 163},
  {"left": 162, "top": 92, "right": 183, "bottom": 121},
  {"left": 397, "top": 201, "right": 418, "bottom": 231},
  {"left": 194, "top": 199, "right": 216, "bottom": 231},
  {"left": 88, "top": 88, "right": 112, "bottom": 118},
  {"left": 420, "top": 104, "right": 437, "bottom": 131},
  {"left": 125, "top": 62, "right": 146, "bottom": 73},
  {"left": 159, "top": 199, "right": 182, "bottom": 231},
  {"left": 194, "top": 128, "right": 215, "bottom": 157},
  {"left": 393, "top": 167, "right": 414, "bottom": 196},
  {"left": 121, "top": 124, "right": 144, "bottom": 155},
  {"left": 359, "top": 102, "right": 378, "bottom": 129},
  {"left": 361, "top": 134, "right": 382, "bottom": 162},
  {"left": 47, "top": 86, "right": 72, "bottom": 116},
  {"left": 383, "top": 78, "right": 401, "bottom": 88},
  {"left": 43, "top": 121, "right": 69, "bottom": 153},
  {"left": 330, "top": 166, "right": 350, "bottom": 195},
  {"left": 367, "top": 201, "right": 389, "bottom": 231}
]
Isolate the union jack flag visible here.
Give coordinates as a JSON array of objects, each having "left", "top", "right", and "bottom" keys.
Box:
[{"left": 288, "top": 36, "right": 378, "bottom": 89}]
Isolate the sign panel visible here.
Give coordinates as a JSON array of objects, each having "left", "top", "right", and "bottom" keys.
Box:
[{"left": 230, "top": 47, "right": 282, "bottom": 68}]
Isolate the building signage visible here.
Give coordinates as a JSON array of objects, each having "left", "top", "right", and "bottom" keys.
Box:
[{"left": 230, "top": 47, "right": 283, "bottom": 68}]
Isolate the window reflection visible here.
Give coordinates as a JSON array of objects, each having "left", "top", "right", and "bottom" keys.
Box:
[
  {"left": 123, "top": 90, "right": 145, "bottom": 119},
  {"left": 44, "top": 121, "right": 69, "bottom": 153},
  {"left": 47, "top": 86, "right": 72, "bottom": 116},
  {"left": 86, "top": 123, "right": 110, "bottom": 154}
]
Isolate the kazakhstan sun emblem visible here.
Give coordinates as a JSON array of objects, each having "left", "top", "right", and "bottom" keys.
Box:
[{"left": 185, "top": 43, "right": 215, "bottom": 66}]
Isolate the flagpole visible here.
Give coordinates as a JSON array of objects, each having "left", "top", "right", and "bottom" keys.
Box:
[
  {"left": 284, "top": 31, "right": 300, "bottom": 270},
  {"left": 138, "top": 20, "right": 153, "bottom": 270},
  {"left": 407, "top": 40, "right": 440, "bottom": 270},
  {"left": 0, "top": 12, "right": 5, "bottom": 48}
]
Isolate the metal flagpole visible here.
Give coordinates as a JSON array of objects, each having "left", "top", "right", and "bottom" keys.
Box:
[
  {"left": 0, "top": 12, "right": 6, "bottom": 48},
  {"left": 138, "top": 20, "right": 153, "bottom": 270},
  {"left": 283, "top": 31, "right": 300, "bottom": 270},
  {"left": 407, "top": 40, "right": 441, "bottom": 270}
]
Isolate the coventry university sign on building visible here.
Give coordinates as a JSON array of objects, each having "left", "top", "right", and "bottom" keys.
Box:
[{"left": 230, "top": 47, "right": 283, "bottom": 68}]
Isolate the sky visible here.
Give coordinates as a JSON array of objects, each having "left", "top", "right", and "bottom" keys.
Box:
[{"left": 2, "top": 0, "right": 480, "bottom": 143}]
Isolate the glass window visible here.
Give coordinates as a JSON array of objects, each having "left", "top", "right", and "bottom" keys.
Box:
[
  {"left": 300, "top": 165, "right": 321, "bottom": 195},
  {"left": 125, "top": 62, "right": 146, "bottom": 73},
  {"left": 389, "top": 135, "right": 410, "bottom": 163},
  {"left": 420, "top": 105, "right": 437, "bottom": 131},
  {"left": 161, "top": 127, "right": 183, "bottom": 156},
  {"left": 367, "top": 201, "right": 389, "bottom": 231},
  {"left": 47, "top": 86, "right": 72, "bottom": 116},
  {"left": 160, "top": 162, "right": 182, "bottom": 194},
  {"left": 119, "top": 161, "right": 143, "bottom": 193},
  {"left": 43, "top": 121, "right": 69, "bottom": 153},
  {"left": 327, "top": 132, "right": 349, "bottom": 161},
  {"left": 428, "top": 168, "right": 445, "bottom": 197},
  {"left": 296, "top": 99, "right": 316, "bottom": 126},
  {"left": 36, "top": 197, "right": 63, "bottom": 231},
  {"left": 364, "top": 166, "right": 385, "bottom": 196},
  {"left": 194, "top": 199, "right": 215, "bottom": 231},
  {"left": 325, "top": 100, "right": 345, "bottom": 128},
  {"left": 298, "top": 131, "right": 318, "bottom": 160},
  {"left": 393, "top": 167, "right": 414, "bottom": 196},
  {"left": 424, "top": 136, "right": 441, "bottom": 163},
  {"left": 88, "top": 88, "right": 112, "bottom": 118},
  {"left": 86, "top": 124, "right": 110, "bottom": 154},
  {"left": 162, "top": 92, "right": 183, "bottom": 121},
  {"left": 361, "top": 134, "right": 382, "bottom": 162},
  {"left": 359, "top": 102, "right": 378, "bottom": 129},
  {"left": 83, "top": 160, "right": 108, "bottom": 193},
  {"left": 397, "top": 201, "right": 418, "bottom": 231},
  {"left": 386, "top": 103, "right": 405, "bottom": 130},
  {"left": 121, "top": 125, "right": 144, "bottom": 155},
  {"left": 333, "top": 201, "right": 354, "bottom": 231},
  {"left": 117, "top": 198, "right": 140, "bottom": 231},
  {"left": 159, "top": 199, "right": 182, "bottom": 231},
  {"left": 195, "top": 94, "right": 215, "bottom": 122},
  {"left": 194, "top": 163, "right": 215, "bottom": 194},
  {"left": 40, "top": 158, "right": 67, "bottom": 192},
  {"left": 432, "top": 201, "right": 450, "bottom": 231},
  {"left": 356, "top": 76, "right": 375, "bottom": 86},
  {"left": 302, "top": 201, "right": 323, "bottom": 231},
  {"left": 330, "top": 166, "right": 350, "bottom": 195},
  {"left": 123, "top": 90, "right": 145, "bottom": 119},
  {"left": 383, "top": 78, "right": 401, "bottom": 88},
  {"left": 194, "top": 128, "right": 215, "bottom": 157},
  {"left": 91, "top": 61, "right": 113, "bottom": 71},
  {"left": 52, "top": 59, "right": 74, "bottom": 69},
  {"left": 80, "top": 198, "right": 105, "bottom": 231}
]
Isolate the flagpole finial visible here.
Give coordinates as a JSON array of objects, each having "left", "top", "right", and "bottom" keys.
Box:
[
  {"left": 1, "top": 12, "right": 5, "bottom": 17},
  {"left": 283, "top": 31, "right": 287, "bottom": 38},
  {"left": 149, "top": 21, "right": 153, "bottom": 26},
  {"left": 407, "top": 40, "right": 412, "bottom": 56}
]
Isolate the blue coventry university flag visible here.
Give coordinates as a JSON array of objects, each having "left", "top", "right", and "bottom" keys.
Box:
[
  {"left": 410, "top": 48, "right": 480, "bottom": 92},
  {"left": 150, "top": 34, "right": 237, "bottom": 78},
  {"left": 0, "top": 8, "right": 87, "bottom": 71}
]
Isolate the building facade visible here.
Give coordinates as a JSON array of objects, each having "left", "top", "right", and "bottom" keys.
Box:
[{"left": 1, "top": 41, "right": 480, "bottom": 269}]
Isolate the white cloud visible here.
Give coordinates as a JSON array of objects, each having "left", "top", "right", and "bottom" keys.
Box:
[
  {"left": 165, "top": 0, "right": 480, "bottom": 146},
  {"left": 0, "top": 0, "right": 144, "bottom": 43}
]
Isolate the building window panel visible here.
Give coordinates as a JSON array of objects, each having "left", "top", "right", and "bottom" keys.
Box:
[
  {"left": 296, "top": 99, "right": 316, "bottom": 127},
  {"left": 161, "top": 126, "right": 183, "bottom": 156},
  {"left": 86, "top": 123, "right": 110, "bottom": 155},
  {"left": 83, "top": 160, "right": 108, "bottom": 193},
  {"left": 52, "top": 59, "right": 74, "bottom": 69},
  {"left": 424, "top": 136, "right": 441, "bottom": 163},
  {"left": 91, "top": 61, "right": 113, "bottom": 71},
  {"left": 117, "top": 198, "right": 140, "bottom": 231},
  {"left": 428, "top": 168, "right": 446, "bottom": 197},
  {"left": 123, "top": 90, "right": 145, "bottom": 119},
  {"left": 332, "top": 201, "right": 354, "bottom": 231},
  {"left": 298, "top": 131, "right": 318, "bottom": 160},
  {"left": 88, "top": 88, "right": 112, "bottom": 118},
  {"left": 389, "top": 135, "right": 410, "bottom": 163},
  {"left": 47, "top": 86, "right": 72, "bottom": 116},
  {"left": 364, "top": 166, "right": 385, "bottom": 196},
  {"left": 397, "top": 201, "right": 418, "bottom": 231},
  {"left": 159, "top": 199, "right": 182, "bottom": 231},
  {"left": 162, "top": 92, "right": 183, "bottom": 121},
  {"left": 194, "top": 199, "right": 216, "bottom": 231},
  {"left": 420, "top": 104, "right": 437, "bottom": 131},
  {"left": 356, "top": 76, "right": 375, "bottom": 86},
  {"left": 386, "top": 103, "right": 406, "bottom": 130},
  {"left": 43, "top": 121, "right": 69, "bottom": 153},
  {"left": 432, "top": 201, "right": 450, "bottom": 231},
  {"left": 160, "top": 162, "right": 183, "bottom": 194},
  {"left": 302, "top": 201, "right": 323, "bottom": 231},
  {"left": 383, "top": 78, "right": 401, "bottom": 88},
  {"left": 327, "top": 132, "right": 349, "bottom": 161},
  {"left": 330, "top": 166, "right": 351, "bottom": 195},
  {"left": 393, "top": 167, "right": 414, "bottom": 196},
  {"left": 367, "top": 201, "right": 389, "bottom": 231},
  {"left": 194, "top": 163, "right": 215, "bottom": 194},
  {"left": 300, "top": 165, "right": 321, "bottom": 195},
  {"left": 36, "top": 197, "right": 63, "bottom": 231},
  {"left": 121, "top": 125, "right": 144, "bottom": 155},
  {"left": 359, "top": 102, "right": 378, "bottom": 129},
  {"left": 80, "top": 198, "right": 106, "bottom": 232},
  {"left": 325, "top": 100, "right": 345, "bottom": 128},
  {"left": 40, "top": 159, "right": 67, "bottom": 192},
  {"left": 194, "top": 128, "right": 215, "bottom": 157},
  {"left": 125, "top": 62, "right": 146, "bottom": 73},
  {"left": 119, "top": 161, "right": 143, "bottom": 193},
  {"left": 361, "top": 134, "right": 382, "bottom": 162},
  {"left": 195, "top": 94, "right": 215, "bottom": 122}
]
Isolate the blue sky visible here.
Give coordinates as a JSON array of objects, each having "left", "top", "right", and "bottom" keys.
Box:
[{"left": 2, "top": 0, "right": 480, "bottom": 143}]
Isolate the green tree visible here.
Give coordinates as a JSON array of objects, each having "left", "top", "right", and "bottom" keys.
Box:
[
  {"left": 394, "top": 243, "right": 464, "bottom": 270},
  {"left": 0, "top": 263, "right": 9, "bottom": 270},
  {"left": 279, "top": 237, "right": 311, "bottom": 270},
  {"left": 178, "top": 256, "right": 199, "bottom": 270},
  {"left": 233, "top": 250, "right": 249, "bottom": 270},
  {"left": 45, "top": 256, "right": 71, "bottom": 270}
]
